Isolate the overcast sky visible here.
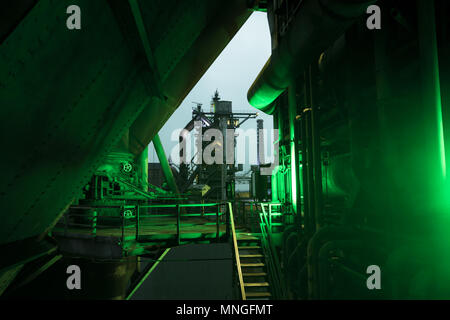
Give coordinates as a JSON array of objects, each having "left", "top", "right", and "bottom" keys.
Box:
[{"left": 148, "top": 12, "right": 273, "bottom": 169}]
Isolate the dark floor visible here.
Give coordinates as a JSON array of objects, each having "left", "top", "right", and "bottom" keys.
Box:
[{"left": 131, "top": 243, "right": 234, "bottom": 300}]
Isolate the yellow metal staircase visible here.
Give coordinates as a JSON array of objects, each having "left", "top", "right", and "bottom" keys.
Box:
[{"left": 235, "top": 231, "right": 272, "bottom": 299}]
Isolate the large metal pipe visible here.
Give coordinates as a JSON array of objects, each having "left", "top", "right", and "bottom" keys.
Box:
[
  {"left": 306, "top": 226, "right": 359, "bottom": 299},
  {"left": 152, "top": 134, "right": 180, "bottom": 195},
  {"left": 288, "top": 83, "right": 301, "bottom": 221},
  {"left": 247, "top": 0, "right": 377, "bottom": 113},
  {"left": 317, "top": 240, "right": 365, "bottom": 299},
  {"left": 301, "top": 105, "right": 315, "bottom": 235}
]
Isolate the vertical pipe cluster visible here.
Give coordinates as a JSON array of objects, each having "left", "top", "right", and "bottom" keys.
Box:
[
  {"left": 257, "top": 119, "right": 265, "bottom": 165},
  {"left": 247, "top": 0, "right": 377, "bottom": 113},
  {"left": 300, "top": 67, "right": 322, "bottom": 235},
  {"left": 309, "top": 66, "right": 323, "bottom": 232},
  {"left": 272, "top": 111, "right": 280, "bottom": 203},
  {"left": 300, "top": 105, "right": 313, "bottom": 234}
]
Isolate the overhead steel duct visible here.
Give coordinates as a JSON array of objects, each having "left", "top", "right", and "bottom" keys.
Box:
[
  {"left": 247, "top": 0, "right": 377, "bottom": 113},
  {"left": 128, "top": 0, "right": 251, "bottom": 157}
]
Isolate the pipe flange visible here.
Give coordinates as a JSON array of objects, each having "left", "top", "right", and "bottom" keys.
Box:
[{"left": 121, "top": 161, "right": 133, "bottom": 173}]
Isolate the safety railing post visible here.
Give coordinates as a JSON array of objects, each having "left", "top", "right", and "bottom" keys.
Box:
[
  {"left": 229, "top": 205, "right": 236, "bottom": 297},
  {"left": 251, "top": 202, "right": 255, "bottom": 232},
  {"left": 92, "top": 210, "right": 97, "bottom": 237},
  {"left": 269, "top": 204, "right": 272, "bottom": 235},
  {"left": 215, "top": 205, "right": 220, "bottom": 242},
  {"left": 201, "top": 199, "right": 205, "bottom": 217},
  {"left": 225, "top": 203, "right": 230, "bottom": 240},
  {"left": 136, "top": 205, "right": 140, "bottom": 241},
  {"left": 121, "top": 208, "right": 125, "bottom": 246},
  {"left": 176, "top": 204, "right": 180, "bottom": 245},
  {"left": 242, "top": 201, "right": 245, "bottom": 226}
]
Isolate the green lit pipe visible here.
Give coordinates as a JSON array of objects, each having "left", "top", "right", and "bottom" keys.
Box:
[
  {"left": 300, "top": 107, "right": 313, "bottom": 234},
  {"left": 288, "top": 84, "right": 301, "bottom": 218},
  {"left": 138, "top": 146, "right": 149, "bottom": 192},
  {"left": 247, "top": 0, "right": 377, "bottom": 113},
  {"left": 271, "top": 166, "right": 279, "bottom": 203},
  {"left": 152, "top": 134, "right": 180, "bottom": 196},
  {"left": 272, "top": 111, "right": 280, "bottom": 203}
]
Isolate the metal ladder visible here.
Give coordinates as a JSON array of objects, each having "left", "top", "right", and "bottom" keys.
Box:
[{"left": 235, "top": 230, "right": 272, "bottom": 299}]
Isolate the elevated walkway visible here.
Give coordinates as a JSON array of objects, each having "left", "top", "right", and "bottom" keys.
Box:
[
  {"left": 53, "top": 200, "right": 285, "bottom": 300},
  {"left": 52, "top": 202, "right": 229, "bottom": 259}
]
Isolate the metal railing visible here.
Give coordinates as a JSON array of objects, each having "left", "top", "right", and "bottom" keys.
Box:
[
  {"left": 227, "top": 202, "right": 246, "bottom": 300},
  {"left": 137, "top": 202, "right": 227, "bottom": 245},
  {"left": 233, "top": 200, "right": 286, "bottom": 299},
  {"left": 259, "top": 202, "right": 286, "bottom": 299},
  {"left": 235, "top": 200, "right": 260, "bottom": 232},
  {"left": 55, "top": 202, "right": 229, "bottom": 247},
  {"left": 56, "top": 201, "right": 248, "bottom": 299}
]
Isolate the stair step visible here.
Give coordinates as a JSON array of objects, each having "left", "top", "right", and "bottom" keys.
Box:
[
  {"left": 237, "top": 235, "right": 260, "bottom": 241},
  {"left": 243, "top": 272, "right": 267, "bottom": 277},
  {"left": 238, "top": 246, "right": 261, "bottom": 249},
  {"left": 239, "top": 254, "right": 263, "bottom": 258},
  {"left": 244, "top": 282, "right": 269, "bottom": 287},
  {"left": 245, "top": 292, "right": 271, "bottom": 298},
  {"left": 241, "top": 263, "right": 265, "bottom": 267}
]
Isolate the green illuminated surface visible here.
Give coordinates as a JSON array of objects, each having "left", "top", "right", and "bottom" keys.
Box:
[{"left": 0, "top": 0, "right": 250, "bottom": 245}]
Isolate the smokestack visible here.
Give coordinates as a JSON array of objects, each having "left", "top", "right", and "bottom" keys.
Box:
[{"left": 257, "top": 119, "right": 265, "bottom": 165}]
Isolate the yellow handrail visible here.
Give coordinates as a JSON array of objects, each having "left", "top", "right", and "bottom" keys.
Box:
[{"left": 228, "top": 202, "right": 246, "bottom": 300}]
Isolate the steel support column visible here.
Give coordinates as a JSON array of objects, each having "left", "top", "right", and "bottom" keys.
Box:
[{"left": 152, "top": 134, "right": 180, "bottom": 196}]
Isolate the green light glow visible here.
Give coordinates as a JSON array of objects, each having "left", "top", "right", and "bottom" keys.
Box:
[
  {"left": 435, "top": 77, "right": 447, "bottom": 180},
  {"left": 290, "top": 141, "right": 298, "bottom": 212}
]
